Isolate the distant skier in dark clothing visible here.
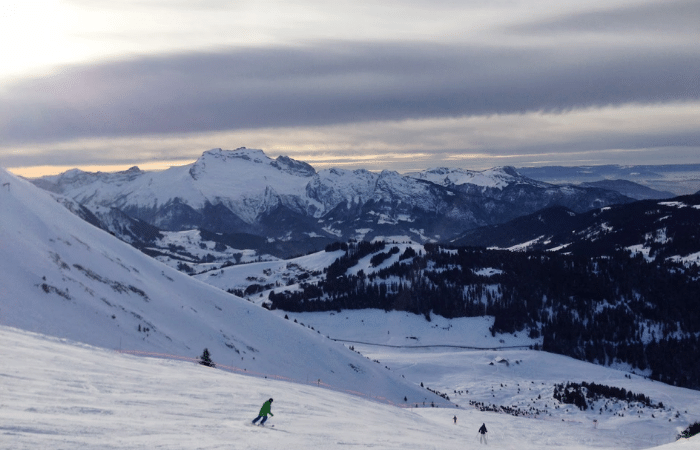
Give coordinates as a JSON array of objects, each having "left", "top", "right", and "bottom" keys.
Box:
[
  {"left": 453, "top": 415, "right": 457, "bottom": 424},
  {"left": 478, "top": 423, "right": 488, "bottom": 444},
  {"left": 252, "top": 398, "right": 274, "bottom": 426}
]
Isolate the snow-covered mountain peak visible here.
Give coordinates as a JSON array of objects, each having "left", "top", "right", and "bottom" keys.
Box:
[
  {"left": 46, "top": 168, "right": 96, "bottom": 190},
  {"left": 492, "top": 165, "right": 520, "bottom": 177},
  {"left": 61, "top": 167, "right": 89, "bottom": 178},
  {"left": 377, "top": 169, "right": 430, "bottom": 197},
  {"left": 320, "top": 167, "right": 375, "bottom": 180},
  {"left": 201, "top": 147, "right": 266, "bottom": 162},
  {"left": 408, "top": 166, "right": 541, "bottom": 190},
  {"left": 270, "top": 154, "right": 317, "bottom": 177},
  {"left": 190, "top": 147, "right": 264, "bottom": 180},
  {"left": 189, "top": 147, "right": 316, "bottom": 181},
  {"left": 120, "top": 166, "right": 143, "bottom": 175},
  {"left": 28, "top": 148, "right": 633, "bottom": 245},
  {"left": 32, "top": 165, "right": 148, "bottom": 195}
]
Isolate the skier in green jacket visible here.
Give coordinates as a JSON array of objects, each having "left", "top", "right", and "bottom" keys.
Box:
[{"left": 252, "top": 398, "right": 274, "bottom": 426}]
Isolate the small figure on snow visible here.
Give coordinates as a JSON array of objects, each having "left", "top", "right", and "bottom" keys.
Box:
[
  {"left": 252, "top": 398, "right": 274, "bottom": 426},
  {"left": 478, "top": 423, "right": 488, "bottom": 444},
  {"left": 453, "top": 415, "right": 457, "bottom": 424}
]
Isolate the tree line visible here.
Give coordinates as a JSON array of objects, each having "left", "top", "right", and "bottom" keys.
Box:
[{"left": 268, "top": 242, "right": 700, "bottom": 389}]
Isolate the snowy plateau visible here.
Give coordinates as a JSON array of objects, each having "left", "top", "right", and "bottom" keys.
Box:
[{"left": 1, "top": 160, "right": 699, "bottom": 449}]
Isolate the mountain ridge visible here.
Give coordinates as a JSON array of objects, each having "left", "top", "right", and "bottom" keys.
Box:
[
  {"left": 451, "top": 193, "right": 700, "bottom": 258},
  {"left": 30, "top": 148, "right": 634, "bottom": 258}
]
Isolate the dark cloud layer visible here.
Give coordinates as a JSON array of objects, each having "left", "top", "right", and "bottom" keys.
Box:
[{"left": 1, "top": 40, "right": 698, "bottom": 144}]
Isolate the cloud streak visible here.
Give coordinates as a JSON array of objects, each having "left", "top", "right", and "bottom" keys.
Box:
[
  {"left": 508, "top": 0, "right": 700, "bottom": 36},
  {"left": 1, "top": 40, "right": 697, "bottom": 145},
  {"left": 4, "top": 103, "right": 699, "bottom": 174}
]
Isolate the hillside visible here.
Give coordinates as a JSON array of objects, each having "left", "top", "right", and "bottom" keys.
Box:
[
  {"left": 0, "top": 168, "right": 439, "bottom": 406},
  {"left": 3, "top": 319, "right": 699, "bottom": 449},
  {"left": 201, "top": 236, "right": 700, "bottom": 390},
  {"left": 451, "top": 194, "right": 700, "bottom": 260}
]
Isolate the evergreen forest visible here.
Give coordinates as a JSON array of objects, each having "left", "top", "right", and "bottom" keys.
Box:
[{"left": 268, "top": 241, "right": 700, "bottom": 390}]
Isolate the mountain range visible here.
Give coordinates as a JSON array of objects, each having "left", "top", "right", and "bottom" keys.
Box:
[
  {"left": 32, "top": 148, "right": 636, "bottom": 261},
  {"left": 516, "top": 164, "right": 700, "bottom": 196}
]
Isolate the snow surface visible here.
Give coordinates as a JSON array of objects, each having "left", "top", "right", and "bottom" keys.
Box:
[
  {"left": 473, "top": 267, "right": 504, "bottom": 277},
  {"left": 194, "top": 240, "right": 426, "bottom": 300},
  {"left": 488, "top": 236, "right": 545, "bottom": 252},
  {"left": 3, "top": 321, "right": 700, "bottom": 450},
  {"left": 0, "top": 168, "right": 435, "bottom": 407},
  {"left": 667, "top": 251, "right": 700, "bottom": 266},
  {"left": 270, "top": 310, "right": 700, "bottom": 450},
  {"left": 194, "top": 249, "right": 344, "bottom": 294},
  {"left": 627, "top": 244, "right": 654, "bottom": 262},
  {"left": 406, "top": 167, "right": 524, "bottom": 190},
  {"left": 151, "top": 229, "right": 278, "bottom": 272}
]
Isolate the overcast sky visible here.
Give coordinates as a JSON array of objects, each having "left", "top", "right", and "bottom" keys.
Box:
[{"left": 1, "top": 0, "right": 699, "bottom": 176}]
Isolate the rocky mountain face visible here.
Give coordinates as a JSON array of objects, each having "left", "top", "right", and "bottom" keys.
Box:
[{"left": 32, "top": 148, "right": 633, "bottom": 258}]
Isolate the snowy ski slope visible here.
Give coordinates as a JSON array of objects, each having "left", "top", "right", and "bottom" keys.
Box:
[{"left": 2, "top": 325, "right": 699, "bottom": 449}]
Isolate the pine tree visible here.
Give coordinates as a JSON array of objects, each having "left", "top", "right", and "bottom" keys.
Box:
[{"left": 199, "top": 348, "right": 215, "bottom": 368}]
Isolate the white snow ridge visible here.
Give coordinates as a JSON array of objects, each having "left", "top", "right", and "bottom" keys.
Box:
[{"left": 1, "top": 167, "right": 699, "bottom": 449}]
